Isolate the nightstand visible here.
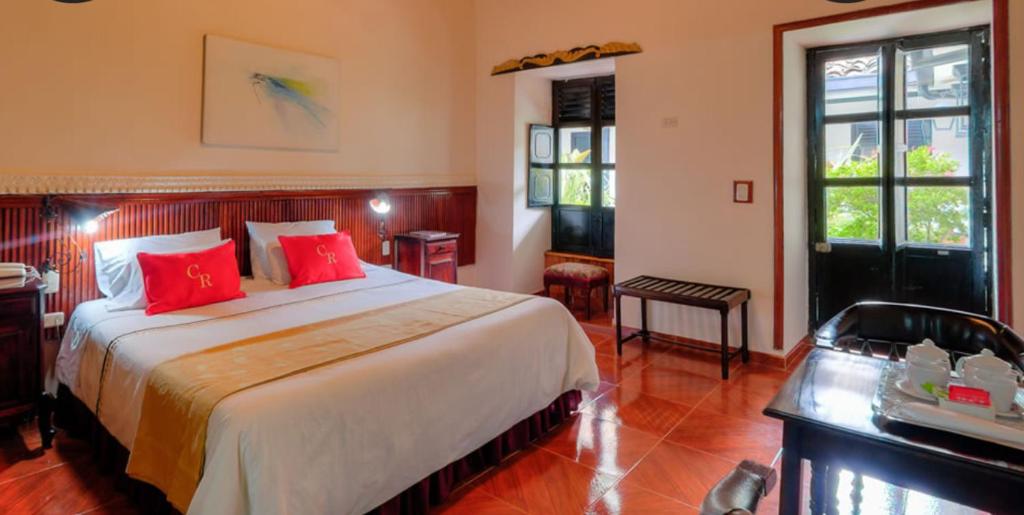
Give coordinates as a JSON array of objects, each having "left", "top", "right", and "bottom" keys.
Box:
[
  {"left": 0, "top": 277, "right": 53, "bottom": 448},
  {"left": 394, "top": 232, "right": 459, "bottom": 284}
]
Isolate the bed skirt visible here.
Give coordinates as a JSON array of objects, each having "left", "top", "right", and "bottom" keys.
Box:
[{"left": 55, "top": 385, "right": 581, "bottom": 514}]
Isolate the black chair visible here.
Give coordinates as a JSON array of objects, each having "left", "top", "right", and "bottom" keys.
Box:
[
  {"left": 699, "top": 460, "right": 777, "bottom": 515},
  {"left": 814, "top": 301, "right": 1024, "bottom": 371}
]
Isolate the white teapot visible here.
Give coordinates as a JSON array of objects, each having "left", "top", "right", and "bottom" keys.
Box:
[
  {"left": 905, "top": 339, "right": 951, "bottom": 396},
  {"left": 955, "top": 348, "right": 1012, "bottom": 378},
  {"left": 956, "top": 349, "right": 1020, "bottom": 412}
]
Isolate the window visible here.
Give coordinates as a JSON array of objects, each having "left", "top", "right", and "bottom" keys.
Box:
[
  {"left": 813, "top": 33, "right": 985, "bottom": 247},
  {"left": 543, "top": 75, "right": 615, "bottom": 257}
]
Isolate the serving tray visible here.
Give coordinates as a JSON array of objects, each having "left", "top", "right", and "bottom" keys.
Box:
[{"left": 873, "top": 361, "right": 1024, "bottom": 451}]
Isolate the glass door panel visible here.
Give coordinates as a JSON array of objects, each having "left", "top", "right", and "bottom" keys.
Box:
[
  {"left": 824, "top": 53, "right": 881, "bottom": 115},
  {"left": 901, "top": 44, "right": 970, "bottom": 110},
  {"left": 905, "top": 186, "right": 971, "bottom": 247}
]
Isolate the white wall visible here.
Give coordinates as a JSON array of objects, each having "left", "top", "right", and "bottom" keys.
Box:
[
  {"left": 474, "top": 59, "right": 611, "bottom": 294},
  {"left": 511, "top": 73, "right": 553, "bottom": 293},
  {"left": 782, "top": 37, "right": 809, "bottom": 352},
  {"left": 474, "top": 73, "right": 516, "bottom": 291},
  {"left": 476, "top": 0, "right": 1024, "bottom": 356}
]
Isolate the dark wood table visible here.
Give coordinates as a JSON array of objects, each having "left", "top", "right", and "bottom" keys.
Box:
[
  {"left": 764, "top": 349, "right": 1024, "bottom": 514},
  {"left": 614, "top": 275, "right": 749, "bottom": 379}
]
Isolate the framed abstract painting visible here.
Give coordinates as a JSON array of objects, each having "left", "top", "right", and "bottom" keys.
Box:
[{"left": 202, "top": 35, "right": 340, "bottom": 151}]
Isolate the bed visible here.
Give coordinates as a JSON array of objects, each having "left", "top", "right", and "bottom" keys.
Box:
[{"left": 53, "top": 263, "right": 599, "bottom": 514}]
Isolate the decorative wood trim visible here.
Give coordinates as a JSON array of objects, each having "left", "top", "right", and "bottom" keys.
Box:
[
  {"left": 993, "top": 0, "right": 1013, "bottom": 324},
  {"left": 0, "top": 173, "right": 475, "bottom": 195},
  {"left": 771, "top": 0, "right": 1011, "bottom": 350},
  {"left": 0, "top": 187, "right": 476, "bottom": 323},
  {"left": 773, "top": 20, "right": 786, "bottom": 351},
  {"left": 491, "top": 42, "right": 641, "bottom": 76}
]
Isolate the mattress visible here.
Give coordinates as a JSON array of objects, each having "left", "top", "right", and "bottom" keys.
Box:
[{"left": 54, "top": 264, "right": 599, "bottom": 514}]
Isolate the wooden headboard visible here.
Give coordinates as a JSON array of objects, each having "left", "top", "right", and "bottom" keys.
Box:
[{"left": 0, "top": 186, "right": 476, "bottom": 320}]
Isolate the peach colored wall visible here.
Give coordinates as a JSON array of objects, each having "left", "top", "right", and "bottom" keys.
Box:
[
  {"left": 475, "top": 0, "right": 1022, "bottom": 355},
  {"left": 0, "top": 0, "right": 475, "bottom": 183}
]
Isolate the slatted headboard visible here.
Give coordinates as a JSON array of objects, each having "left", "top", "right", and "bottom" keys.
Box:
[{"left": 0, "top": 186, "right": 476, "bottom": 320}]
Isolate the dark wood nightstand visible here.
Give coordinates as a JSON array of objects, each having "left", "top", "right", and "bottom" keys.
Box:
[
  {"left": 394, "top": 232, "right": 459, "bottom": 284},
  {"left": 0, "top": 277, "right": 53, "bottom": 448}
]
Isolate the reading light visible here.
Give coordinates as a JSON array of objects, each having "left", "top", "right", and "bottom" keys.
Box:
[
  {"left": 42, "top": 195, "right": 119, "bottom": 234},
  {"left": 369, "top": 193, "right": 392, "bottom": 241},
  {"left": 82, "top": 219, "right": 100, "bottom": 234},
  {"left": 39, "top": 196, "right": 117, "bottom": 277},
  {"left": 67, "top": 202, "right": 118, "bottom": 234},
  {"left": 369, "top": 195, "right": 392, "bottom": 215}
]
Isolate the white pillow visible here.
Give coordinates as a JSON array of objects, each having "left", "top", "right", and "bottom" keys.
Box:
[
  {"left": 245, "top": 221, "right": 336, "bottom": 285},
  {"left": 104, "top": 239, "right": 230, "bottom": 312},
  {"left": 93, "top": 228, "right": 223, "bottom": 299}
]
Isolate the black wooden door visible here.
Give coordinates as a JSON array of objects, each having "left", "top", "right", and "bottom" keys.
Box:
[
  {"left": 551, "top": 76, "right": 615, "bottom": 258},
  {"left": 809, "top": 28, "right": 992, "bottom": 328}
]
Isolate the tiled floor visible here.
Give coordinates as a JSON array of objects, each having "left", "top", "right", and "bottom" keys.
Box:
[
  {"left": 431, "top": 329, "right": 787, "bottom": 515},
  {"left": 0, "top": 312, "right": 988, "bottom": 514}
]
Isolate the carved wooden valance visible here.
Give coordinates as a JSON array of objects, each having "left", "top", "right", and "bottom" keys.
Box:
[{"left": 491, "top": 41, "right": 641, "bottom": 76}]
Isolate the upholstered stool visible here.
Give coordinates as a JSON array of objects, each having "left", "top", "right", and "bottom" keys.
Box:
[{"left": 543, "top": 263, "right": 610, "bottom": 319}]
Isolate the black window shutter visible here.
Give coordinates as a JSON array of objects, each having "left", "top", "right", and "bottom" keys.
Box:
[
  {"left": 597, "top": 76, "right": 615, "bottom": 122},
  {"left": 555, "top": 82, "right": 592, "bottom": 123},
  {"left": 528, "top": 124, "right": 555, "bottom": 207}
]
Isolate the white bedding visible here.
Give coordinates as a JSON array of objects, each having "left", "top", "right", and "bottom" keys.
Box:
[{"left": 55, "top": 264, "right": 599, "bottom": 515}]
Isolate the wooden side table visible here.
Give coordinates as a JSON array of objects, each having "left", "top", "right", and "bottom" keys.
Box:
[
  {"left": 0, "top": 277, "right": 54, "bottom": 448},
  {"left": 394, "top": 232, "right": 460, "bottom": 284}
]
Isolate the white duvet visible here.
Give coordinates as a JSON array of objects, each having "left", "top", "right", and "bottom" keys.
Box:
[{"left": 54, "top": 264, "right": 599, "bottom": 514}]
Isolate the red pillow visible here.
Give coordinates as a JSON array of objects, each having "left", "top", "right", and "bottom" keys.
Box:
[
  {"left": 278, "top": 231, "right": 365, "bottom": 288},
  {"left": 137, "top": 240, "right": 247, "bottom": 315}
]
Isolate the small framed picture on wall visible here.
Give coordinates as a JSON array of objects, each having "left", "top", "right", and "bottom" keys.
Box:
[{"left": 733, "top": 180, "right": 753, "bottom": 203}]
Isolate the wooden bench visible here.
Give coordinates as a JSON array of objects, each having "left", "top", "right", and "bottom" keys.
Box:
[{"left": 614, "top": 275, "right": 751, "bottom": 379}]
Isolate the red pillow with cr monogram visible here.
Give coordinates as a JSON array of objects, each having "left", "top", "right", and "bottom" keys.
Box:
[
  {"left": 136, "top": 240, "right": 247, "bottom": 315},
  {"left": 278, "top": 231, "right": 365, "bottom": 288}
]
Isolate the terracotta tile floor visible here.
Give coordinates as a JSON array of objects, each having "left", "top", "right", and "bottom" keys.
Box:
[{"left": 0, "top": 311, "right": 988, "bottom": 514}]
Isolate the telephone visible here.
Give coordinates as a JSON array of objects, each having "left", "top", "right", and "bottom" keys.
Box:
[
  {"left": 0, "top": 263, "right": 47, "bottom": 291},
  {"left": 0, "top": 263, "right": 28, "bottom": 279}
]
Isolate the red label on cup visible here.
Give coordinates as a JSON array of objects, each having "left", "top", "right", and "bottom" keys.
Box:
[{"left": 949, "top": 385, "right": 992, "bottom": 406}]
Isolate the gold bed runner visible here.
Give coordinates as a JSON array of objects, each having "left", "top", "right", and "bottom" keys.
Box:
[{"left": 125, "top": 287, "right": 530, "bottom": 511}]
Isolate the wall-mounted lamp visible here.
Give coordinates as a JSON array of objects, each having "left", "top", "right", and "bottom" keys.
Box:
[
  {"left": 369, "top": 193, "right": 392, "bottom": 241},
  {"left": 43, "top": 196, "right": 119, "bottom": 234},
  {"left": 40, "top": 196, "right": 118, "bottom": 282}
]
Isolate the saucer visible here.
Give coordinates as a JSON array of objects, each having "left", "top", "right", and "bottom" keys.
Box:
[
  {"left": 995, "top": 402, "right": 1023, "bottom": 419},
  {"left": 895, "top": 378, "right": 938, "bottom": 402}
]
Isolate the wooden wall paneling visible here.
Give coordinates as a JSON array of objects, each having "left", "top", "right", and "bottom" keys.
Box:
[{"left": 0, "top": 186, "right": 476, "bottom": 321}]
